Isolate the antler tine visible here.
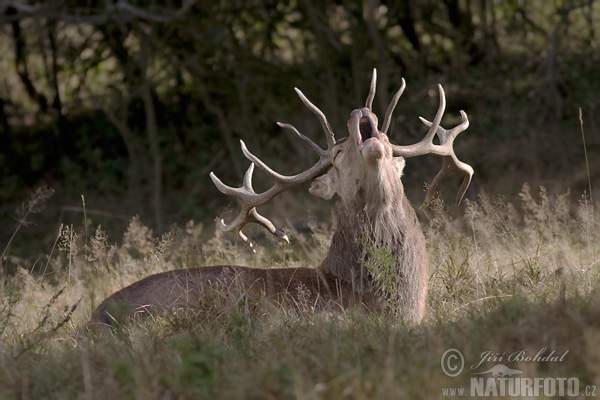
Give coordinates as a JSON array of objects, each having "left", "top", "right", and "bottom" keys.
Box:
[
  {"left": 240, "top": 139, "right": 333, "bottom": 186},
  {"left": 210, "top": 163, "right": 290, "bottom": 252},
  {"left": 424, "top": 84, "right": 446, "bottom": 143},
  {"left": 382, "top": 78, "right": 406, "bottom": 135},
  {"left": 210, "top": 88, "right": 336, "bottom": 248},
  {"left": 294, "top": 88, "right": 336, "bottom": 149},
  {"left": 391, "top": 85, "right": 449, "bottom": 158},
  {"left": 365, "top": 68, "right": 377, "bottom": 111},
  {"left": 391, "top": 85, "right": 473, "bottom": 208},
  {"left": 277, "top": 122, "right": 328, "bottom": 157},
  {"left": 418, "top": 110, "right": 472, "bottom": 207},
  {"left": 420, "top": 154, "right": 474, "bottom": 208}
]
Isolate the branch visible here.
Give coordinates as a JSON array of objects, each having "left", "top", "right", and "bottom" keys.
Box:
[
  {"left": 1, "top": 0, "right": 196, "bottom": 24},
  {"left": 10, "top": 12, "right": 48, "bottom": 112}
]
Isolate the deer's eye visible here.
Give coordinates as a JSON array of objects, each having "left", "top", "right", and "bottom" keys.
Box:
[{"left": 333, "top": 149, "right": 343, "bottom": 164}]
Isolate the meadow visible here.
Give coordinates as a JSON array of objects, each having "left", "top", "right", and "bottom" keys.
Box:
[{"left": 0, "top": 183, "right": 598, "bottom": 399}]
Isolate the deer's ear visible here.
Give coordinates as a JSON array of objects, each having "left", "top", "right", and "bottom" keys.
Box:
[
  {"left": 394, "top": 157, "right": 406, "bottom": 177},
  {"left": 309, "top": 170, "right": 336, "bottom": 200}
]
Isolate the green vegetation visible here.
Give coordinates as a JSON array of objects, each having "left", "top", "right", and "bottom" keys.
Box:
[
  {"left": 0, "top": 185, "right": 598, "bottom": 398},
  {"left": 364, "top": 243, "right": 399, "bottom": 309}
]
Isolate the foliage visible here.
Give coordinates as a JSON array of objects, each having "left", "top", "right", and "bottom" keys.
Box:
[{"left": 364, "top": 243, "right": 400, "bottom": 310}]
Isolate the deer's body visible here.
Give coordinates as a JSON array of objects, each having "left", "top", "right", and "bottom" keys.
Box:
[
  {"left": 90, "top": 266, "right": 359, "bottom": 331},
  {"left": 90, "top": 193, "right": 426, "bottom": 333},
  {"left": 87, "top": 70, "right": 471, "bottom": 334}
]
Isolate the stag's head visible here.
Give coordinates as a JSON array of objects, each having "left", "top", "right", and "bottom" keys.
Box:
[
  {"left": 309, "top": 105, "right": 405, "bottom": 210},
  {"left": 210, "top": 69, "right": 473, "bottom": 250}
]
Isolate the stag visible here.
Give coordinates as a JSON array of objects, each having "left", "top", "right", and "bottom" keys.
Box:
[{"left": 87, "top": 70, "right": 472, "bottom": 334}]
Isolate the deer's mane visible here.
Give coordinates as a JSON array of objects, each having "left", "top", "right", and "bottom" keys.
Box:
[{"left": 319, "top": 192, "right": 426, "bottom": 301}]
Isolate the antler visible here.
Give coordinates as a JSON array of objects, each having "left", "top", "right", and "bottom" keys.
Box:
[
  {"left": 390, "top": 84, "right": 473, "bottom": 208},
  {"left": 209, "top": 89, "right": 335, "bottom": 251},
  {"left": 365, "top": 68, "right": 406, "bottom": 135}
]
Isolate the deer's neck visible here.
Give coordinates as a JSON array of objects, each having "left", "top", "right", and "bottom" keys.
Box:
[{"left": 318, "top": 194, "right": 426, "bottom": 290}]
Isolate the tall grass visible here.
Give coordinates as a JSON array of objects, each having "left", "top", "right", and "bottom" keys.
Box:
[
  {"left": 0, "top": 185, "right": 599, "bottom": 398},
  {"left": 0, "top": 186, "right": 54, "bottom": 287}
]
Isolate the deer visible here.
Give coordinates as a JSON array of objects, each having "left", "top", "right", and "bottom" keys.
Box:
[{"left": 86, "top": 70, "right": 473, "bottom": 335}]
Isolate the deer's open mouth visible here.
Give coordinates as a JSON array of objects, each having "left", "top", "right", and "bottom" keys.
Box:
[
  {"left": 357, "top": 114, "right": 380, "bottom": 151},
  {"left": 360, "top": 117, "right": 373, "bottom": 142}
]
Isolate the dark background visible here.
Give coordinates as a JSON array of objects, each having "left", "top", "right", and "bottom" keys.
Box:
[{"left": 1, "top": 0, "right": 599, "bottom": 270}]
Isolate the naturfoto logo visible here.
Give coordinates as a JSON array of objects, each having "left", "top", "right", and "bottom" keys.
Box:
[
  {"left": 471, "top": 347, "right": 569, "bottom": 370},
  {"left": 440, "top": 348, "right": 597, "bottom": 398}
]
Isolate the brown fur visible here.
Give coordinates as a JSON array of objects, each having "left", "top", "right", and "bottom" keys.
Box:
[
  {"left": 87, "top": 106, "right": 430, "bottom": 335},
  {"left": 320, "top": 195, "right": 428, "bottom": 323},
  {"left": 88, "top": 266, "right": 361, "bottom": 335}
]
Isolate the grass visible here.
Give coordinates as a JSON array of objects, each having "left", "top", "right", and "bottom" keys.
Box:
[{"left": 0, "top": 184, "right": 599, "bottom": 399}]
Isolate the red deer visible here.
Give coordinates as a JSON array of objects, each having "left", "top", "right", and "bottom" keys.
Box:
[{"left": 87, "top": 70, "right": 472, "bottom": 334}]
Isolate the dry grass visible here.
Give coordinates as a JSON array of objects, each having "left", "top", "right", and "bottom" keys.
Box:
[{"left": 0, "top": 185, "right": 599, "bottom": 399}]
